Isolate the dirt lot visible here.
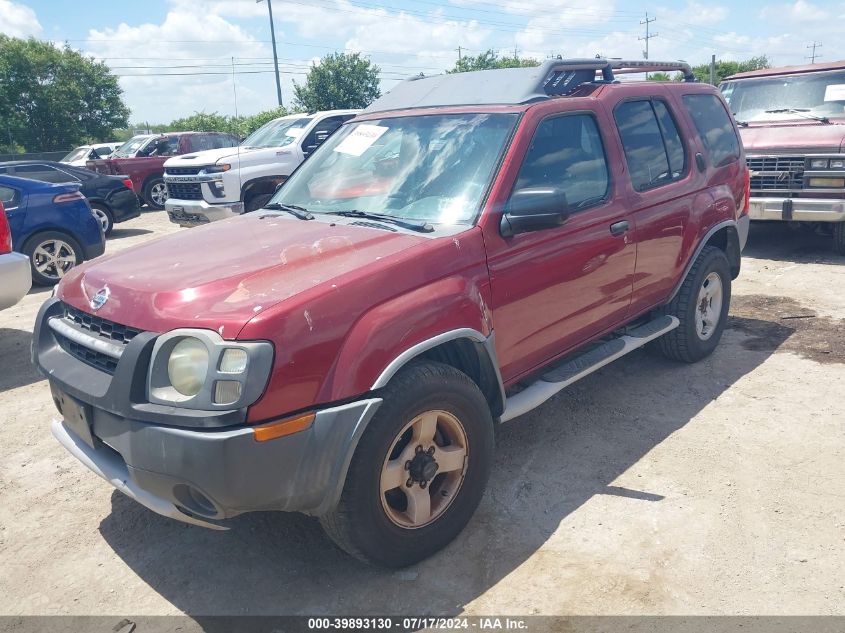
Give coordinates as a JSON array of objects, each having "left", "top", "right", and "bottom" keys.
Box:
[{"left": 0, "top": 213, "right": 842, "bottom": 618}]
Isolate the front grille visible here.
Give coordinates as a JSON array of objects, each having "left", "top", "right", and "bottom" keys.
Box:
[
  {"left": 167, "top": 166, "right": 204, "bottom": 176},
  {"left": 55, "top": 304, "right": 144, "bottom": 374},
  {"left": 166, "top": 182, "right": 203, "bottom": 200},
  {"left": 747, "top": 155, "right": 804, "bottom": 192},
  {"left": 64, "top": 304, "right": 142, "bottom": 345}
]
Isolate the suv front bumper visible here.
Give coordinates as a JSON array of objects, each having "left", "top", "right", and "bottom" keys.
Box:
[
  {"left": 749, "top": 196, "right": 845, "bottom": 222},
  {"left": 51, "top": 397, "right": 381, "bottom": 528},
  {"left": 166, "top": 198, "right": 245, "bottom": 227}
]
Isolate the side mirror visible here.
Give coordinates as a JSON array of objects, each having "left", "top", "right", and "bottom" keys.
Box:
[{"left": 500, "top": 187, "right": 570, "bottom": 237}]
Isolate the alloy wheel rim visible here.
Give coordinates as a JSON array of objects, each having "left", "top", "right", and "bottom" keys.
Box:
[
  {"left": 379, "top": 410, "right": 468, "bottom": 529},
  {"left": 92, "top": 208, "right": 109, "bottom": 232},
  {"left": 33, "top": 239, "right": 76, "bottom": 280},
  {"left": 151, "top": 183, "right": 168, "bottom": 205},
  {"left": 695, "top": 272, "right": 723, "bottom": 340}
]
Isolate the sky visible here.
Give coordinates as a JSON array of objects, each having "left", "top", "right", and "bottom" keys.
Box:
[{"left": 2, "top": 0, "right": 844, "bottom": 124}]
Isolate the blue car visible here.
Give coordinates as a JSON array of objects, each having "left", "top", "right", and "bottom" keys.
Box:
[{"left": 0, "top": 175, "right": 105, "bottom": 286}]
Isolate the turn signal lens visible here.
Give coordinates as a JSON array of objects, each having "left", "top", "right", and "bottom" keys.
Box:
[
  {"left": 809, "top": 177, "right": 845, "bottom": 188},
  {"left": 219, "top": 348, "right": 248, "bottom": 373},
  {"left": 213, "top": 380, "right": 242, "bottom": 405},
  {"left": 253, "top": 412, "right": 315, "bottom": 442}
]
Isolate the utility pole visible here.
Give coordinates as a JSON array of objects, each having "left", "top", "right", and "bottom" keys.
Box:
[
  {"left": 806, "top": 41, "right": 822, "bottom": 63},
  {"left": 257, "top": 0, "right": 283, "bottom": 107},
  {"left": 456, "top": 46, "right": 463, "bottom": 64},
  {"left": 639, "top": 12, "right": 657, "bottom": 80},
  {"left": 710, "top": 54, "right": 716, "bottom": 85}
]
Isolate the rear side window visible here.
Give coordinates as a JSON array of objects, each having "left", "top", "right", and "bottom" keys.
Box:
[
  {"left": 514, "top": 113, "right": 610, "bottom": 210},
  {"left": 682, "top": 94, "right": 740, "bottom": 167},
  {"left": 0, "top": 185, "right": 20, "bottom": 207},
  {"left": 614, "top": 100, "right": 686, "bottom": 192},
  {"left": 13, "top": 164, "right": 77, "bottom": 183}
]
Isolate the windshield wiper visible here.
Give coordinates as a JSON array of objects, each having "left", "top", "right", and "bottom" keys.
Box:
[
  {"left": 322, "top": 210, "right": 434, "bottom": 233},
  {"left": 262, "top": 202, "right": 314, "bottom": 220},
  {"left": 764, "top": 108, "right": 831, "bottom": 124}
]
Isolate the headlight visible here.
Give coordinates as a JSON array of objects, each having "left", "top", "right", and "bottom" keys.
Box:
[
  {"left": 148, "top": 329, "right": 274, "bottom": 410},
  {"left": 167, "top": 337, "right": 209, "bottom": 396},
  {"left": 810, "top": 158, "right": 829, "bottom": 169},
  {"left": 831, "top": 159, "right": 845, "bottom": 169},
  {"left": 202, "top": 163, "right": 231, "bottom": 174}
]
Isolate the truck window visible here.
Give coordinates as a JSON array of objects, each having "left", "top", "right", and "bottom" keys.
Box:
[
  {"left": 652, "top": 101, "right": 686, "bottom": 178},
  {"left": 615, "top": 100, "right": 682, "bottom": 191},
  {"left": 302, "top": 116, "right": 347, "bottom": 156},
  {"left": 682, "top": 94, "right": 740, "bottom": 168},
  {"left": 513, "top": 113, "right": 609, "bottom": 210}
]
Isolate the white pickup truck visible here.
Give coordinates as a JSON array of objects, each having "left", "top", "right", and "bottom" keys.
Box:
[{"left": 163, "top": 110, "right": 359, "bottom": 227}]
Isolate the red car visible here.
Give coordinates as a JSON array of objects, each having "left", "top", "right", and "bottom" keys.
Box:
[
  {"left": 35, "top": 59, "right": 749, "bottom": 567},
  {"left": 87, "top": 132, "right": 239, "bottom": 209}
]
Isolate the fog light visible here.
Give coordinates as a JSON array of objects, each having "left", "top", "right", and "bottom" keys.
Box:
[
  {"left": 809, "top": 177, "right": 845, "bottom": 188},
  {"left": 214, "top": 380, "right": 242, "bottom": 405},
  {"left": 219, "top": 348, "right": 248, "bottom": 373},
  {"left": 810, "top": 158, "right": 829, "bottom": 169}
]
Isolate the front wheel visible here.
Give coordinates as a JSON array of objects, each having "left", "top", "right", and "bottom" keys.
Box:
[
  {"left": 143, "top": 177, "right": 168, "bottom": 209},
  {"left": 320, "top": 361, "right": 494, "bottom": 567},
  {"left": 834, "top": 222, "right": 845, "bottom": 256},
  {"left": 654, "top": 245, "right": 731, "bottom": 363}
]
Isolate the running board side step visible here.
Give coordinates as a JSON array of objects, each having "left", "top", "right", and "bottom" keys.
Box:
[{"left": 500, "top": 315, "right": 679, "bottom": 422}]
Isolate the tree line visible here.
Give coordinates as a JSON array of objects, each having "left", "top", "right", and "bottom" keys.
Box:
[{"left": 0, "top": 32, "right": 771, "bottom": 154}]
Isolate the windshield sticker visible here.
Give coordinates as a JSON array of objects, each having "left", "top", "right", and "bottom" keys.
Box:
[
  {"left": 334, "top": 124, "right": 389, "bottom": 156},
  {"left": 286, "top": 127, "right": 305, "bottom": 138},
  {"left": 824, "top": 84, "right": 845, "bottom": 101}
]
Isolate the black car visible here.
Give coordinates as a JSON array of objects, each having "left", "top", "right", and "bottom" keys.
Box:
[{"left": 0, "top": 161, "right": 140, "bottom": 235}]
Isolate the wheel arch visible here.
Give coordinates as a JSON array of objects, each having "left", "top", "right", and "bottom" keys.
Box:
[
  {"left": 667, "top": 220, "right": 740, "bottom": 303},
  {"left": 371, "top": 329, "right": 506, "bottom": 419},
  {"left": 241, "top": 175, "right": 287, "bottom": 202}
]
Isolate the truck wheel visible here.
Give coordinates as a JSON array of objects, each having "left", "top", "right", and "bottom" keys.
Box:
[
  {"left": 90, "top": 203, "right": 114, "bottom": 236},
  {"left": 320, "top": 361, "right": 494, "bottom": 567},
  {"left": 834, "top": 223, "right": 845, "bottom": 256},
  {"left": 654, "top": 245, "right": 731, "bottom": 363},
  {"left": 24, "top": 231, "right": 83, "bottom": 286},
  {"left": 245, "top": 193, "right": 273, "bottom": 213},
  {"left": 143, "top": 178, "right": 168, "bottom": 209}
]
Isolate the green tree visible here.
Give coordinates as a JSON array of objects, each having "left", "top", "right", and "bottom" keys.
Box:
[
  {"left": 691, "top": 56, "right": 770, "bottom": 85},
  {"left": 293, "top": 52, "right": 381, "bottom": 111},
  {"left": 0, "top": 35, "right": 129, "bottom": 152},
  {"left": 448, "top": 49, "right": 541, "bottom": 73},
  {"left": 649, "top": 71, "right": 673, "bottom": 82}
]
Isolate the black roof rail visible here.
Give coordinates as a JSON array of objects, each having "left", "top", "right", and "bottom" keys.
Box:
[{"left": 362, "top": 57, "right": 697, "bottom": 114}]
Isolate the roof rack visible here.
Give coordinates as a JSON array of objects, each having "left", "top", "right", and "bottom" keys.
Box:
[{"left": 363, "top": 58, "right": 697, "bottom": 114}]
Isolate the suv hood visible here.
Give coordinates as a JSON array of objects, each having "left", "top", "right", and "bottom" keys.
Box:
[
  {"left": 57, "top": 215, "right": 427, "bottom": 338},
  {"left": 739, "top": 120, "right": 845, "bottom": 153}
]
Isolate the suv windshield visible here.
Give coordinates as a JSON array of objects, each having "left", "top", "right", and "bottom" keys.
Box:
[
  {"left": 113, "top": 135, "right": 152, "bottom": 158},
  {"left": 242, "top": 117, "right": 313, "bottom": 149},
  {"left": 272, "top": 112, "right": 518, "bottom": 225},
  {"left": 722, "top": 70, "right": 845, "bottom": 122}
]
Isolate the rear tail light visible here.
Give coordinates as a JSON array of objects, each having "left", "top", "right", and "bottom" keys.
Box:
[
  {"left": 0, "top": 202, "right": 11, "bottom": 254},
  {"left": 122, "top": 178, "right": 134, "bottom": 191},
  {"left": 53, "top": 191, "right": 86, "bottom": 204},
  {"left": 740, "top": 167, "right": 750, "bottom": 216}
]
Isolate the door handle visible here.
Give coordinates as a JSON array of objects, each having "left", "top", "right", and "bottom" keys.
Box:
[{"left": 609, "top": 220, "right": 629, "bottom": 236}]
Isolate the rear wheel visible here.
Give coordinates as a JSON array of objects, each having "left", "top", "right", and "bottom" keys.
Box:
[
  {"left": 654, "top": 245, "right": 731, "bottom": 363},
  {"left": 90, "top": 203, "right": 114, "bottom": 236},
  {"left": 320, "top": 361, "right": 494, "bottom": 567},
  {"left": 834, "top": 222, "right": 845, "bottom": 256},
  {"left": 143, "top": 177, "right": 168, "bottom": 209},
  {"left": 24, "top": 231, "right": 83, "bottom": 286}
]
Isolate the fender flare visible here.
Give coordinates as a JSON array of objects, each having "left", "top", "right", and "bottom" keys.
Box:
[{"left": 667, "top": 219, "right": 738, "bottom": 303}]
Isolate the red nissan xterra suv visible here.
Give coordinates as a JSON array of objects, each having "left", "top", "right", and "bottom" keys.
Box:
[{"left": 34, "top": 59, "right": 749, "bottom": 567}]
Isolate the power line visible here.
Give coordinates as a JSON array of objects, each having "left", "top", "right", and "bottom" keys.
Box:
[
  {"left": 806, "top": 41, "right": 822, "bottom": 63},
  {"left": 638, "top": 12, "right": 658, "bottom": 61}
]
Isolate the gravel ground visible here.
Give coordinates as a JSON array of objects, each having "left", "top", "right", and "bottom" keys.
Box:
[{"left": 0, "top": 212, "right": 842, "bottom": 617}]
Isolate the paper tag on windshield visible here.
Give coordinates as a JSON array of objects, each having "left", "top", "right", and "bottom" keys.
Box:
[
  {"left": 286, "top": 127, "right": 305, "bottom": 138},
  {"left": 334, "top": 124, "right": 388, "bottom": 156},
  {"left": 824, "top": 84, "right": 845, "bottom": 101}
]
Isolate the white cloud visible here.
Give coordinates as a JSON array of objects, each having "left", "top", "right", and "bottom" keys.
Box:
[
  {"left": 0, "top": 0, "right": 43, "bottom": 38},
  {"left": 760, "top": 0, "right": 829, "bottom": 22},
  {"left": 679, "top": 2, "right": 728, "bottom": 25}
]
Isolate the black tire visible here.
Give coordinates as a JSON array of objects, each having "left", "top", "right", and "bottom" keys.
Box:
[
  {"left": 142, "top": 177, "right": 167, "bottom": 209},
  {"left": 244, "top": 193, "right": 273, "bottom": 213},
  {"left": 834, "top": 223, "right": 845, "bottom": 256},
  {"left": 320, "top": 361, "right": 494, "bottom": 567},
  {"left": 23, "top": 231, "right": 83, "bottom": 286},
  {"left": 90, "top": 203, "right": 114, "bottom": 236},
  {"left": 653, "top": 245, "right": 731, "bottom": 363}
]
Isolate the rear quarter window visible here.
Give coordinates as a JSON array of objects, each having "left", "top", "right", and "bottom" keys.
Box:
[{"left": 682, "top": 94, "right": 740, "bottom": 167}]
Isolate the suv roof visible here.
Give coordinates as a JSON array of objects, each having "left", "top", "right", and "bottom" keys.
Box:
[
  {"left": 364, "top": 58, "right": 695, "bottom": 114},
  {"left": 726, "top": 59, "right": 845, "bottom": 81}
]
